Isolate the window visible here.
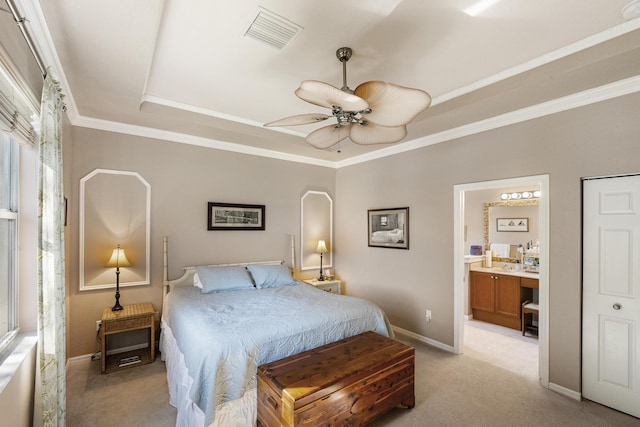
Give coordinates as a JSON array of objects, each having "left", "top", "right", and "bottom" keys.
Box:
[{"left": 0, "top": 132, "right": 18, "bottom": 350}]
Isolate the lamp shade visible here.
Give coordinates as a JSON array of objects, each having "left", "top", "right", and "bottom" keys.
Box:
[
  {"left": 316, "top": 240, "right": 328, "bottom": 253},
  {"left": 106, "top": 246, "right": 131, "bottom": 268}
]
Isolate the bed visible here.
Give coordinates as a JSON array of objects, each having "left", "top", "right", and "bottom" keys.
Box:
[
  {"left": 371, "top": 228, "right": 404, "bottom": 243},
  {"left": 159, "top": 237, "right": 393, "bottom": 427}
]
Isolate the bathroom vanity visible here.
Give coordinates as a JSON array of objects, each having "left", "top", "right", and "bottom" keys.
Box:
[{"left": 469, "top": 266, "right": 539, "bottom": 330}]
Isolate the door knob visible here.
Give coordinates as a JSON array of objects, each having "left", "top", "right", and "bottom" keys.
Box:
[{"left": 613, "top": 303, "right": 622, "bottom": 310}]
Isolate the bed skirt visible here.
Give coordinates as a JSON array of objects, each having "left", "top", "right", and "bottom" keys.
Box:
[{"left": 160, "top": 319, "right": 257, "bottom": 427}]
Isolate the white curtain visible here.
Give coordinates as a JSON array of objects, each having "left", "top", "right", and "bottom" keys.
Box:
[{"left": 37, "top": 73, "right": 66, "bottom": 426}]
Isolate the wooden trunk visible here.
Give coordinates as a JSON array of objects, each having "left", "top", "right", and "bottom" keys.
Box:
[{"left": 257, "top": 331, "right": 415, "bottom": 427}]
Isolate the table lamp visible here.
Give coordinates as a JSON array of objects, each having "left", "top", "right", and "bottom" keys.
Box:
[
  {"left": 316, "top": 240, "right": 327, "bottom": 281},
  {"left": 106, "top": 244, "right": 131, "bottom": 311}
]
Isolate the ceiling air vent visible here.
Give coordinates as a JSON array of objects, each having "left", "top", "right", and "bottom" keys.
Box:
[{"left": 244, "top": 7, "right": 303, "bottom": 50}]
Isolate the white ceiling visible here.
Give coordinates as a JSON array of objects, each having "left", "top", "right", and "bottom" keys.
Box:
[{"left": 28, "top": 0, "right": 640, "bottom": 164}]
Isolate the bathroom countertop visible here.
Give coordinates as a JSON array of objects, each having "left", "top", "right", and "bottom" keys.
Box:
[{"left": 469, "top": 265, "right": 540, "bottom": 280}]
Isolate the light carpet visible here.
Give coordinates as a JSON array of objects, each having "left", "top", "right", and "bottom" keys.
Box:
[{"left": 67, "top": 322, "right": 639, "bottom": 426}]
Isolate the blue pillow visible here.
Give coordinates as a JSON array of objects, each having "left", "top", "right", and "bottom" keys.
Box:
[
  {"left": 195, "top": 266, "right": 255, "bottom": 294},
  {"left": 247, "top": 264, "right": 297, "bottom": 289}
]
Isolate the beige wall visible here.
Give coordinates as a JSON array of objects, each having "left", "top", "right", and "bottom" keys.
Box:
[
  {"left": 335, "top": 92, "right": 640, "bottom": 393},
  {"left": 64, "top": 91, "right": 639, "bottom": 393},
  {"left": 65, "top": 127, "right": 336, "bottom": 357}
]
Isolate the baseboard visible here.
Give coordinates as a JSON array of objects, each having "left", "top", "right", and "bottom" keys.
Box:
[
  {"left": 66, "top": 353, "right": 93, "bottom": 369},
  {"left": 464, "top": 314, "right": 473, "bottom": 321},
  {"left": 548, "top": 382, "right": 582, "bottom": 401},
  {"left": 392, "top": 325, "right": 455, "bottom": 353}
]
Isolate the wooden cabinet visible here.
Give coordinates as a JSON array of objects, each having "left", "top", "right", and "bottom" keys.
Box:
[
  {"left": 100, "top": 303, "right": 155, "bottom": 373},
  {"left": 521, "top": 277, "right": 539, "bottom": 289},
  {"left": 495, "top": 274, "right": 521, "bottom": 318},
  {"left": 470, "top": 271, "right": 521, "bottom": 330},
  {"left": 470, "top": 271, "right": 495, "bottom": 313}
]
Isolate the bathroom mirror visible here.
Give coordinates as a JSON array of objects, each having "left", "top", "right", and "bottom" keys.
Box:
[
  {"left": 80, "top": 169, "right": 151, "bottom": 290},
  {"left": 300, "top": 190, "right": 333, "bottom": 271},
  {"left": 484, "top": 199, "right": 539, "bottom": 252}
]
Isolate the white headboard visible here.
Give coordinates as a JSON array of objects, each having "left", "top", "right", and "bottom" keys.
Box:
[{"left": 162, "top": 236, "right": 296, "bottom": 299}]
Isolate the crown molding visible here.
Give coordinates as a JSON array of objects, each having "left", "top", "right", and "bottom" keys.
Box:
[
  {"left": 336, "top": 75, "right": 640, "bottom": 168},
  {"left": 76, "top": 74, "right": 640, "bottom": 170},
  {"left": 73, "top": 115, "right": 336, "bottom": 168},
  {"left": 140, "top": 94, "right": 307, "bottom": 138}
]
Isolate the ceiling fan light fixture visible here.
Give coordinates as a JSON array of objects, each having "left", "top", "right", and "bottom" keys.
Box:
[{"left": 265, "top": 46, "right": 431, "bottom": 149}]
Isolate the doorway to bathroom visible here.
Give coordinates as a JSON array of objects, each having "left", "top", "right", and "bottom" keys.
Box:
[{"left": 453, "top": 175, "right": 549, "bottom": 388}]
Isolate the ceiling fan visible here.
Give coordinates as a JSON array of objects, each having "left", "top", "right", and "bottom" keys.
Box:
[{"left": 264, "top": 47, "right": 432, "bottom": 150}]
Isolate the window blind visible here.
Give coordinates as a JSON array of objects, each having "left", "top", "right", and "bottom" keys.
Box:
[
  {"left": 0, "top": 90, "right": 36, "bottom": 146},
  {"left": 0, "top": 51, "right": 39, "bottom": 147}
]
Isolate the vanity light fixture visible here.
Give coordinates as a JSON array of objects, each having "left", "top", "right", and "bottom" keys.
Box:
[{"left": 501, "top": 190, "right": 540, "bottom": 200}]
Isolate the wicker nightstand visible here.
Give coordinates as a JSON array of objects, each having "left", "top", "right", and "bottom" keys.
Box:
[
  {"left": 302, "top": 279, "right": 342, "bottom": 294},
  {"left": 100, "top": 303, "right": 155, "bottom": 374}
]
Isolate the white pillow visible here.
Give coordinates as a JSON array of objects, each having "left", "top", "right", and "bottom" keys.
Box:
[
  {"left": 195, "top": 266, "right": 255, "bottom": 294},
  {"left": 193, "top": 273, "right": 203, "bottom": 289},
  {"left": 247, "top": 264, "right": 297, "bottom": 289}
]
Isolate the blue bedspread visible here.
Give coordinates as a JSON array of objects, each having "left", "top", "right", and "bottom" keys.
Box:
[{"left": 162, "top": 282, "right": 392, "bottom": 426}]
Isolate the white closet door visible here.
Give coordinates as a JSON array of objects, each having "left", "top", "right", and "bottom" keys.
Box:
[{"left": 582, "top": 174, "right": 640, "bottom": 418}]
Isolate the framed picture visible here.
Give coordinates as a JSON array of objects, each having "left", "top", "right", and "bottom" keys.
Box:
[
  {"left": 207, "top": 202, "right": 265, "bottom": 230},
  {"left": 496, "top": 217, "right": 529, "bottom": 232},
  {"left": 368, "top": 207, "right": 409, "bottom": 249}
]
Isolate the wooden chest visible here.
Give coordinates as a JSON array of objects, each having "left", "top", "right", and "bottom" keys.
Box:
[{"left": 257, "top": 331, "right": 415, "bottom": 427}]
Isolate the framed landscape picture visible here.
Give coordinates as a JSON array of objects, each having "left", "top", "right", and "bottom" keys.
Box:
[{"left": 208, "top": 202, "right": 265, "bottom": 230}]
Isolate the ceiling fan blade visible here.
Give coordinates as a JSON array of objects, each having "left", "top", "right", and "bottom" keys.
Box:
[
  {"left": 296, "top": 80, "right": 369, "bottom": 112},
  {"left": 264, "top": 113, "right": 330, "bottom": 127},
  {"left": 306, "top": 123, "right": 351, "bottom": 149},
  {"left": 354, "top": 81, "right": 431, "bottom": 127},
  {"left": 349, "top": 122, "right": 407, "bottom": 145}
]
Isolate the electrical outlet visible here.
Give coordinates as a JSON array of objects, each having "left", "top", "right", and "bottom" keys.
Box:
[
  {"left": 96, "top": 320, "right": 101, "bottom": 332},
  {"left": 425, "top": 309, "right": 432, "bottom": 322}
]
